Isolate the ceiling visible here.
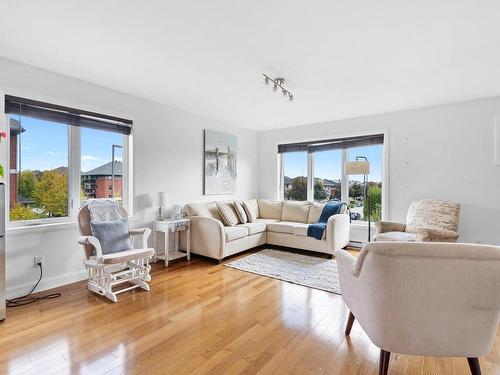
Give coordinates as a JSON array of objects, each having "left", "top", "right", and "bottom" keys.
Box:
[{"left": 1, "top": 0, "right": 500, "bottom": 131}]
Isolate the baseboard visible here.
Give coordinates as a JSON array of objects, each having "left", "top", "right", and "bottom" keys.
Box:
[
  {"left": 6, "top": 269, "right": 88, "bottom": 299},
  {"left": 348, "top": 241, "right": 363, "bottom": 248}
]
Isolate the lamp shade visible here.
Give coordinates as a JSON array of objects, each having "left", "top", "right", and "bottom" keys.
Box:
[
  {"left": 345, "top": 160, "right": 370, "bottom": 175},
  {"left": 156, "top": 192, "right": 168, "bottom": 207}
]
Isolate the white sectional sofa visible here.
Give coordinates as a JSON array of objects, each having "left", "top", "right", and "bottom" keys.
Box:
[{"left": 184, "top": 199, "right": 350, "bottom": 262}]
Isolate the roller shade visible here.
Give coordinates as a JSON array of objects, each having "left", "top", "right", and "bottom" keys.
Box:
[
  {"left": 5, "top": 95, "right": 132, "bottom": 135},
  {"left": 277, "top": 141, "right": 310, "bottom": 153},
  {"left": 278, "top": 134, "right": 384, "bottom": 153}
]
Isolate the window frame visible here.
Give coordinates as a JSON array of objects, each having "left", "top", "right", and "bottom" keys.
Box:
[
  {"left": 278, "top": 131, "right": 389, "bottom": 224},
  {"left": 1, "top": 91, "right": 133, "bottom": 228}
]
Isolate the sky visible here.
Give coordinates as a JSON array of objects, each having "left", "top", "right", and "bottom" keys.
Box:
[
  {"left": 14, "top": 116, "right": 123, "bottom": 172},
  {"left": 283, "top": 144, "right": 383, "bottom": 182}
]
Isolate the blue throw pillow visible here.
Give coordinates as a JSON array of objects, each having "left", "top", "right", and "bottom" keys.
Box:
[{"left": 90, "top": 218, "right": 132, "bottom": 255}]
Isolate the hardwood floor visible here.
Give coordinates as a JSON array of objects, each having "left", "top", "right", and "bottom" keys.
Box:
[{"left": 0, "top": 251, "right": 499, "bottom": 375}]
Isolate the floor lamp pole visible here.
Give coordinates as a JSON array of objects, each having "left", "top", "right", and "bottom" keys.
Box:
[
  {"left": 366, "top": 177, "right": 371, "bottom": 242},
  {"left": 363, "top": 173, "right": 371, "bottom": 242},
  {"left": 356, "top": 156, "right": 371, "bottom": 243}
]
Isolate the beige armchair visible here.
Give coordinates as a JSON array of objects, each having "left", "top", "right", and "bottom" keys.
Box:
[
  {"left": 335, "top": 242, "right": 500, "bottom": 375},
  {"left": 373, "top": 199, "right": 460, "bottom": 242}
]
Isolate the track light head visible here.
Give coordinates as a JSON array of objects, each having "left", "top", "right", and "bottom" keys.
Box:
[{"left": 262, "top": 74, "right": 294, "bottom": 101}]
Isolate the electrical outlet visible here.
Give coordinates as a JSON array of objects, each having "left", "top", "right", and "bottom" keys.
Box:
[{"left": 34, "top": 256, "right": 44, "bottom": 268}]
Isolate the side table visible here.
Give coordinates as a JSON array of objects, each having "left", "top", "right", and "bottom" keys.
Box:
[{"left": 154, "top": 218, "right": 190, "bottom": 267}]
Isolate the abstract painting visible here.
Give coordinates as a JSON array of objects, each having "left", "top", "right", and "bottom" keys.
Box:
[{"left": 204, "top": 130, "right": 237, "bottom": 194}]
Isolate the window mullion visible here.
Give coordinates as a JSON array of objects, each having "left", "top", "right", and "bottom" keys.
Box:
[
  {"left": 278, "top": 153, "right": 284, "bottom": 200},
  {"left": 341, "top": 148, "right": 349, "bottom": 204},
  {"left": 123, "top": 134, "right": 132, "bottom": 214},
  {"left": 307, "top": 152, "right": 313, "bottom": 202},
  {"left": 69, "top": 126, "right": 80, "bottom": 219}
]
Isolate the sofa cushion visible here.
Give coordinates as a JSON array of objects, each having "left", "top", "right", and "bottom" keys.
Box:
[
  {"left": 185, "top": 202, "right": 210, "bottom": 217},
  {"left": 233, "top": 201, "right": 248, "bottom": 223},
  {"left": 185, "top": 202, "right": 223, "bottom": 221},
  {"left": 253, "top": 218, "right": 280, "bottom": 224},
  {"left": 217, "top": 202, "right": 240, "bottom": 226},
  {"left": 307, "top": 201, "right": 347, "bottom": 223},
  {"left": 258, "top": 199, "right": 284, "bottom": 220},
  {"left": 91, "top": 248, "right": 155, "bottom": 264},
  {"left": 237, "top": 222, "right": 267, "bottom": 235},
  {"left": 308, "top": 202, "right": 326, "bottom": 223},
  {"left": 372, "top": 231, "right": 417, "bottom": 242},
  {"left": 282, "top": 201, "right": 311, "bottom": 223},
  {"left": 293, "top": 223, "right": 310, "bottom": 237},
  {"left": 266, "top": 221, "right": 300, "bottom": 234},
  {"left": 242, "top": 199, "right": 259, "bottom": 222},
  {"left": 293, "top": 223, "right": 326, "bottom": 239},
  {"left": 224, "top": 226, "right": 249, "bottom": 241}
]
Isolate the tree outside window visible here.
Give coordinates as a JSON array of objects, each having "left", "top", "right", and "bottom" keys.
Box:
[{"left": 281, "top": 143, "right": 383, "bottom": 222}]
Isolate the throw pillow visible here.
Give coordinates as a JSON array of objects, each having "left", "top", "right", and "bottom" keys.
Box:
[
  {"left": 242, "top": 201, "right": 257, "bottom": 222},
  {"left": 233, "top": 201, "right": 248, "bottom": 223},
  {"left": 216, "top": 202, "right": 240, "bottom": 226},
  {"left": 90, "top": 218, "right": 132, "bottom": 255}
]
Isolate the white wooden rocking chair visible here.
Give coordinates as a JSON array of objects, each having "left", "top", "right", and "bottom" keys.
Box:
[{"left": 77, "top": 204, "right": 154, "bottom": 302}]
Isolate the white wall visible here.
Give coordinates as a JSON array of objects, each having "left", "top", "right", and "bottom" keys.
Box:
[
  {"left": 258, "top": 98, "right": 500, "bottom": 246},
  {"left": 0, "top": 58, "right": 258, "bottom": 298}
]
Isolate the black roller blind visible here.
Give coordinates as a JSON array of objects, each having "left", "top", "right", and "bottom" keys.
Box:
[
  {"left": 5, "top": 95, "right": 132, "bottom": 135},
  {"left": 278, "top": 134, "right": 384, "bottom": 153}
]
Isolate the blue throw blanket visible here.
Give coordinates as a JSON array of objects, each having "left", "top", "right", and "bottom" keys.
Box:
[{"left": 307, "top": 201, "right": 346, "bottom": 240}]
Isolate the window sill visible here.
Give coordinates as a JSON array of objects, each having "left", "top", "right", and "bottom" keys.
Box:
[
  {"left": 7, "top": 221, "right": 78, "bottom": 236},
  {"left": 349, "top": 222, "right": 376, "bottom": 228},
  {"left": 6, "top": 216, "right": 138, "bottom": 236}
]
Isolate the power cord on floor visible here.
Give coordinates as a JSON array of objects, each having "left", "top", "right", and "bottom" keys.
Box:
[{"left": 6, "top": 262, "right": 61, "bottom": 307}]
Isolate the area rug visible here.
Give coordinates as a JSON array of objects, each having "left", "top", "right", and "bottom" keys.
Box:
[{"left": 225, "top": 249, "right": 341, "bottom": 294}]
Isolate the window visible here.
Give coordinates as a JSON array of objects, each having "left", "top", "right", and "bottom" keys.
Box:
[
  {"left": 5, "top": 95, "right": 132, "bottom": 225},
  {"left": 9, "top": 115, "right": 69, "bottom": 221},
  {"left": 278, "top": 134, "right": 384, "bottom": 223},
  {"left": 312, "top": 149, "right": 342, "bottom": 202},
  {"left": 282, "top": 151, "right": 307, "bottom": 201},
  {"left": 81, "top": 128, "right": 124, "bottom": 202},
  {"left": 347, "top": 144, "right": 383, "bottom": 223}
]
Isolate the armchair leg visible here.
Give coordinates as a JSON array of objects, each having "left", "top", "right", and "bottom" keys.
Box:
[
  {"left": 379, "top": 350, "right": 391, "bottom": 375},
  {"left": 467, "top": 358, "right": 482, "bottom": 375},
  {"left": 345, "top": 311, "right": 355, "bottom": 335}
]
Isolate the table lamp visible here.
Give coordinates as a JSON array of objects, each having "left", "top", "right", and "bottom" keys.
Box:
[{"left": 156, "top": 192, "right": 168, "bottom": 220}]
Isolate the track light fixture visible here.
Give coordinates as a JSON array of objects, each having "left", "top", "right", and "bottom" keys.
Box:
[{"left": 262, "top": 74, "right": 294, "bottom": 101}]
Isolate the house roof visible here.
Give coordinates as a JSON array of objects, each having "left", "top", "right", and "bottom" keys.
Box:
[
  {"left": 284, "top": 176, "right": 341, "bottom": 186},
  {"left": 322, "top": 178, "right": 340, "bottom": 187},
  {"left": 82, "top": 161, "right": 122, "bottom": 176}
]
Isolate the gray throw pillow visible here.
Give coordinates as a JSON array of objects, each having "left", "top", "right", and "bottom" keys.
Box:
[{"left": 90, "top": 218, "right": 132, "bottom": 255}]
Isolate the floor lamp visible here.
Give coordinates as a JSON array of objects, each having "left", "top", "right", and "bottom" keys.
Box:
[{"left": 345, "top": 157, "right": 371, "bottom": 242}]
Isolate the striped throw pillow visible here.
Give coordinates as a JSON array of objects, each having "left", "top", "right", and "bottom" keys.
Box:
[
  {"left": 216, "top": 202, "right": 240, "bottom": 226},
  {"left": 233, "top": 201, "right": 248, "bottom": 223},
  {"left": 242, "top": 201, "right": 257, "bottom": 223}
]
